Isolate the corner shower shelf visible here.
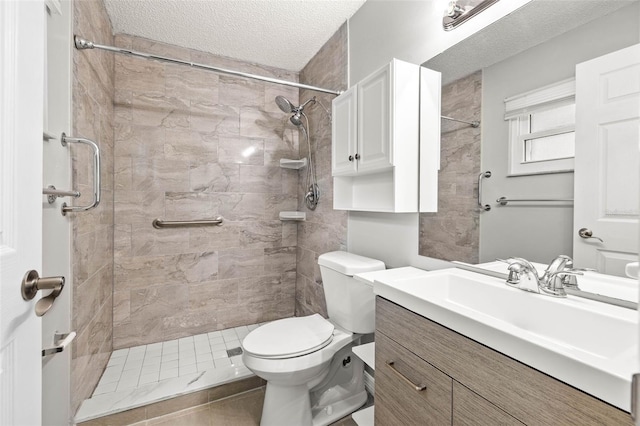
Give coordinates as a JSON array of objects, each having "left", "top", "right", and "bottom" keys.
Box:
[
  {"left": 279, "top": 211, "right": 306, "bottom": 221},
  {"left": 279, "top": 158, "right": 307, "bottom": 169}
]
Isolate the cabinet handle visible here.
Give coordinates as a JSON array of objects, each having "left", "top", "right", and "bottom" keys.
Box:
[
  {"left": 386, "top": 360, "right": 427, "bottom": 391},
  {"left": 355, "top": 153, "right": 360, "bottom": 160},
  {"left": 348, "top": 155, "right": 354, "bottom": 162}
]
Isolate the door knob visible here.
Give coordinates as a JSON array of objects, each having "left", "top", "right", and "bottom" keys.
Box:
[
  {"left": 578, "top": 228, "right": 604, "bottom": 243},
  {"left": 348, "top": 155, "right": 353, "bottom": 162},
  {"left": 21, "top": 270, "right": 65, "bottom": 317}
]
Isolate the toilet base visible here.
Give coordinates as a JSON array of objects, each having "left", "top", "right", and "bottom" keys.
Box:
[{"left": 259, "top": 344, "right": 367, "bottom": 426}]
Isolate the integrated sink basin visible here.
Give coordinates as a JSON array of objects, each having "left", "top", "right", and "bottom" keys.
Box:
[{"left": 373, "top": 267, "right": 638, "bottom": 411}]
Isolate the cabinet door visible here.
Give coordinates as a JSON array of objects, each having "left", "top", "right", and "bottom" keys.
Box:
[
  {"left": 357, "top": 63, "right": 393, "bottom": 174},
  {"left": 453, "top": 381, "right": 523, "bottom": 426},
  {"left": 332, "top": 85, "right": 358, "bottom": 176},
  {"left": 375, "top": 333, "right": 452, "bottom": 425}
]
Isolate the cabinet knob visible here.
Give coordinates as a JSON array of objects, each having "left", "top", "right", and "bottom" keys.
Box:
[
  {"left": 348, "top": 155, "right": 353, "bottom": 162},
  {"left": 355, "top": 153, "right": 360, "bottom": 160}
]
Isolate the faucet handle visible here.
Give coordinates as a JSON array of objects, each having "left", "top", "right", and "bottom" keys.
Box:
[
  {"left": 504, "top": 258, "right": 540, "bottom": 293},
  {"left": 541, "top": 270, "right": 583, "bottom": 297}
]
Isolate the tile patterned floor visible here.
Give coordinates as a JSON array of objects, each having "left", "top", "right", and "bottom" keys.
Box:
[
  {"left": 93, "top": 325, "right": 258, "bottom": 396},
  {"left": 76, "top": 324, "right": 263, "bottom": 423}
]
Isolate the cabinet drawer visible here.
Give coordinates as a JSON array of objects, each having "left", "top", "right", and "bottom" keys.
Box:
[
  {"left": 375, "top": 332, "right": 452, "bottom": 425},
  {"left": 377, "top": 296, "right": 632, "bottom": 425},
  {"left": 453, "top": 381, "right": 523, "bottom": 426}
]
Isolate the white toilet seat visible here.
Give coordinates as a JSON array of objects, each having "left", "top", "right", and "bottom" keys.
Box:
[{"left": 242, "top": 314, "right": 335, "bottom": 359}]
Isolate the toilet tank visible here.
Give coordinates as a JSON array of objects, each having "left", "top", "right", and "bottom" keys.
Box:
[{"left": 318, "top": 251, "right": 385, "bottom": 334}]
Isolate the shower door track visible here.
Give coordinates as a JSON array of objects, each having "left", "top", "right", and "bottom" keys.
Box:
[{"left": 74, "top": 36, "right": 343, "bottom": 96}]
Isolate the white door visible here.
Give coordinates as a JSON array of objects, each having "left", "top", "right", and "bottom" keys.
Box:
[
  {"left": 574, "top": 43, "right": 640, "bottom": 276},
  {"left": 0, "top": 1, "right": 45, "bottom": 425}
]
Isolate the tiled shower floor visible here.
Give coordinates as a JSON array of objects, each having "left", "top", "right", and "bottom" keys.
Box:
[{"left": 75, "top": 323, "right": 262, "bottom": 423}]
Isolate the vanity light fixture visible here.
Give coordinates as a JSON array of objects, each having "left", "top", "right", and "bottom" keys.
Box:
[{"left": 443, "top": 0, "right": 500, "bottom": 31}]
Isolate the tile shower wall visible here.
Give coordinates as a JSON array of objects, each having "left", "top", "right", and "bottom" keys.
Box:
[
  {"left": 419, "top": 71, "right": 482, "bottom": 263},
  {"left": 295, "top": 24, "right": 349, "bottom": 317},
  {"left": 112, "top": 35, "right": 300, "bottom": 348},
  {"left": 72, "top": 0, "right": 115, "bottom": 414}
]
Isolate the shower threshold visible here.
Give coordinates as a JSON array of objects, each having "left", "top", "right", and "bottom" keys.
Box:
[{"left": 75, "top": 323, "right": 264, "bottom": 423}]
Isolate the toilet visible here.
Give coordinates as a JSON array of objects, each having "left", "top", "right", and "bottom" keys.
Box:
[{"left": 241, "top": 251, "right": 385, "bottom": 426}]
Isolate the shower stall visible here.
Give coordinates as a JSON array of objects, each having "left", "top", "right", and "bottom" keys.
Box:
[{"left": 71, "top": 15, "right": 346, "bottom": 421}]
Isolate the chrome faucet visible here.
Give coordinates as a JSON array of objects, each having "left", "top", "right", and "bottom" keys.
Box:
[{"left": 504, "top": 255, "right": 583, "bottom": 297}]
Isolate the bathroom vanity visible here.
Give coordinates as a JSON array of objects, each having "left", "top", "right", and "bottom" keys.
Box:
[{"left": 372, "top": 268, "right": 636, "bottom": 425}]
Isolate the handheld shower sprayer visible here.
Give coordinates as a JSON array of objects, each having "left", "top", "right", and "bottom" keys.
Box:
[{"left": 274, "top": 95, "right": 321, "bottom": 210}]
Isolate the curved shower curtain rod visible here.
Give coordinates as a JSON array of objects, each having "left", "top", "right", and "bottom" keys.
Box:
[{"left": 74, "top": 36, "right": 343, "bottom": 96}]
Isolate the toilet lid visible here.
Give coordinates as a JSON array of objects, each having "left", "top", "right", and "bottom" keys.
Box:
[{"left": 242, "top": 314, "right": 334, "bottom": 359}]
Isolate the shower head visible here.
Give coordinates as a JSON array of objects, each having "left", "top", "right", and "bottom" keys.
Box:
[
  {"left": 290, "top": 111, "right": 304, "bottom": 127},
  {"left": 275, "top": 95, "right": 294, "bottom": 113},
  {"left": 274, "top": 96, "right": 317, "bottom": 126}
]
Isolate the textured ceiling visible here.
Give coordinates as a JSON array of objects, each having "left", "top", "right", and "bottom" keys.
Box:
[{"left": 103, "top": 0, "right": 366, "bottom": 71}]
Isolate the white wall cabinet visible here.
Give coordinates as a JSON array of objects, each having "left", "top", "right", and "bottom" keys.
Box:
[{"left": 332, "top": 59, "right": 440, "bottom": 212}]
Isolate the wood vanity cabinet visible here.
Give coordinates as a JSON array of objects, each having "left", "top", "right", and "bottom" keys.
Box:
[{"left": 375, "top": 297, "right": 633, "bottom": 425}]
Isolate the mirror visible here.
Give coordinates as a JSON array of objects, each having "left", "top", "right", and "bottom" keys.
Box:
[{"left": 418, "top": 1, "right": 639, "bottom": 274}]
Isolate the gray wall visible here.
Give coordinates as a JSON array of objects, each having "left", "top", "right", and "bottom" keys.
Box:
[{"left": 480, "top": 3, "right": 640, "bottom": 263}]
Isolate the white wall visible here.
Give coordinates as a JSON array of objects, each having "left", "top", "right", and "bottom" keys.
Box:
[{"left": 348, "top": 0, "right": 531, "bottom": 83}]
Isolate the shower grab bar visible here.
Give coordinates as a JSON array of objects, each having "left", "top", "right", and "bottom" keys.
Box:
[
  {"left": 478, "top": 171, "right": 491, "bottom": 211},
  {"left": 441, "top": 115, "right": 480, "bottom": 128},
  {"left": 152, "top": 217, "right": 224, "bottom": 229},
  {"left": 497, "top": 196, "right": 574, "bottom": 206},
  {"left": 74, "top": 36, "right": 342, "bottom": 96},
  {"left": 61, "top": 133, "right": 101, "bottom": 215},
  {"left": 43, "top": 185, "right": 81, "bottom": 204}
]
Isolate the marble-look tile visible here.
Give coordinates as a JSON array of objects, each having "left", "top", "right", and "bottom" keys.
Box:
[
  {"left": 239, "top": 221, "right": 282, "bottom": 249},
  {"left": 130, "top": 285, "right": 189, "bottom": 322},
  {"left": 189, "top": 163, "right": 239, "bottom": 193},
  {"left": 218, "top": 137, "right": 264, "bottom": 165},
  {"left": 115, "top": 124, "right": 165, "bottom": 158},
  {"left": 239, "top": 107, "right": 287, "bottom": 139},
  {"left": 218, "top": 248, "right": 264, "bottom": 280},
  {"left": 131, "top": 93, "right": 190, "bottom": 129},
  {"left": 219, "top": 75, "right": 265, "bottom": 107},
  {"left": 419, "top": 71, "right": 481, "bottom": 262},
  {"left": 164, "top": 192, "right": 220, "bottom": 220},
  {"left": 231, "top": 165, "right": 282, "bottom": 194},
  {"left": 114, "top": 190, "right": 165, "bottom": 224},
  {"left": 264, "top": 247, "right": 296, "bottom": 275},
  {"left": 115, "top": 55, "right": 165, "bottom": 95},
  {"left": 190, "top": 102, "right": 239, "bottom": 135},
  {"left": 264, "top": 136, "right": 299, "bottom": 167},
  {"left": 130, "top": 224, "right": 190, "bottom": 257},
  {"left": 217, "top": 193, "right": 265, "bottom": 221},
  {"left": 188, "top": 279, "right": 239, "bottom": 311},
  {"left": 114, "top": 252, "right": 218, "bottom": 291},
  {"left": 113, "top": 290, "right": 131, "bottom": 325},
  {"left": 131, "top": 157, "right": 190, "bottom": 192},
  {"left": 165, "top": 64, "right": 219, "bottom": 104},
  {"left": 164, "top": 129, "right": 218, "bottom": 164},
  {"left": 188, "top": 223, "right": 241, "bottom": 251},
  {"left": 264, "top": 194, "right": 297, "bottom": 220}
]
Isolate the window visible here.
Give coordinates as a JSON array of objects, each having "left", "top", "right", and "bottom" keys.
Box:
[{"left": 505, "top": 78, "right": 575, "bottom": 176}]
